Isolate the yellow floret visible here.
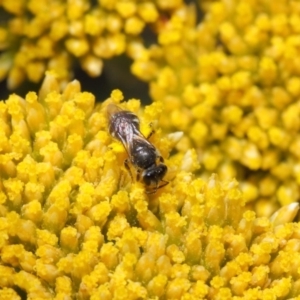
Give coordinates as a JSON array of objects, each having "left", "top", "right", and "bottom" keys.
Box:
[
  {"left": 111, "top": 190, "right": 130, "bottom": 213},
  {"left": 65, "top": 38, "right": 89, "bottom": 57},
  {"left": 115, "top": 1, "right": 137, "bottom": 18},
  {"left": 60, "top": 226, "right": 79, "bottom": 252},
  {"left": 23, "top": 181, "right": 45, "bottom": 202},
  {"left": 67, "top": 0, "right": 89, "bottom": 20},
  {"left": 81, "top": 55, "right": 104, "bottom": 77},
  {"left": 100, "top": 242, "right": 119, "bottom": 270},
  {"left": 159, "top": 24, "right": 182, "bottom": 45},
  {"left": 166, "top": 277, "right": 191, "bottom": 299},
  {"left": 127, "top": 280, "right": 147, "bottom": 299},
  {"left": 268, "top": 127, "right": 290, "bottom": 149},
  {"left": 76, "top": 182, "right": 95, "bottom": 210},
  {"left": 135, "top": 253, "right": 157, "bottom": 283},
  {"left": 49, "top": 19, "right": 68, "bottom": 41},
  {"left": 166, "top": 244, "right": 185, "bottom": 264},
  {"left": 110, "top": 89, "right": 124, "bottom": 102},
  {"left": 107, "top": 214, "right": 130, "bottom": 240},
  {"left": 221, "top": 105, "right": 243, "bottom": 125},
  {"left": 55, "top": 276, "right": 72, "bottom": 296},
  {"left": 39, "top": 142, "right": 63, "bottom": 167},
  {"left": 125, "top": 17, "right": 145, "bottom": 35},
  {"left": 147, "top": 274, "right": 168, "bottom": 297},
  {"left": 2, "top": 0, "right": 25, "bottom": 15},
  {"left": 36, "top": 229, "right": 58, "bottom": 247},
  {"left": 138, "top": 2, "right": 158, "bottom": 22},
  {"left": 87, "top": 201, "right": 111, "bottom": 226},
  {"left": 157, "top": 0, "right": 183, "bottom": 10},
  {"left": 0, "top": 287, "right": 20, "bottom": 300},
  {"left": 271, "top": 203, "right": 299, "bottom": 227},
  {"left": 3, "top": 178, "right": 24, "bottom": 207},
  {"left": 26, "top": 61, "right": 46, "bottom": 83},
  {"left": 84, "top": 14, "right": 105, "bottom": 36}
]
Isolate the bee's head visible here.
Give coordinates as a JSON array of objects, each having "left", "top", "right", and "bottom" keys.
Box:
[{"left": 142, "top": 164, "right": 168, "bottom": 193}]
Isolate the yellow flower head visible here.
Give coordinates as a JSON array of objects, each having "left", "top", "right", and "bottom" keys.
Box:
[
  {"left": 130, "top": 0, "right": 300, "bottom": 217},
  {"left": 0, "top": 73, "right": 300, "bottom": 299},
  {"left": 0, "top": 0, "right": 184, "bottom": 89}
]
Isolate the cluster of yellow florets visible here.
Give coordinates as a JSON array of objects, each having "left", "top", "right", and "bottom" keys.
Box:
[
  {"left": 0, "top": 0, "right": 183, "bottom": 89},
  {"left": 2, "top": 0, "right": 300, "bottom": 298},
  {"left": 0, "top": 72, "right": 300, "bottom": 300},
  {"left": 131, "top": 0, "right": 300, "bottom": 216}
]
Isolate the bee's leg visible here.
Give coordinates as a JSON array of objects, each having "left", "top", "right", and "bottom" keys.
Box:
[
  {"left": 158, "top": 179, "right": 169, "bottom": 189},
  {"left": 158, "top": 155, "right": 164, "bottom": 163},
  {"left": 145, "top": 188, "right": 156, "bottom": 194},
  {"left": 145, "top": 179, "right": 169, "bottom": 194},
  {"left": 119, "top": 159, "right": 132, "bottom": 190},
  {"left": 146, "top": 122, "right": 155, "bottom": 139},
  {"left": 136, "top": 169, "right": 141, "bottom": 181},
  {"left": 157, "top": 156, "right": 169, "bottom": 188},
  {"left": 124, "top": 158, "right": 133, "bottom": 182},
  {"left": 119, "top": 169, "right": 126, "bottom": 190}
]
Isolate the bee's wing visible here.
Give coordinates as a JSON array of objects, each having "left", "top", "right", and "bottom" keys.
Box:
[
  {"left": 106, "top": 103, "right": 123, "bottom": 119},
  {"left": 116, "top": 121, "right": 136, "bottom": 157},
  {"left": 121, "top": 127, "right": 155, "bottom": 159},
  {"left": 107, "top": 103, "right": 149, "bottom": 157}
]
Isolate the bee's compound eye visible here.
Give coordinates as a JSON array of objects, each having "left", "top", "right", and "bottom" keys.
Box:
[
  {"left": 142, "top": 164, "right": 167, "bottom": 186},
  {"left": 157, "top": 164, "right": 167, "bottom": 177},
  {"left": 142, "top": 169, "right": 155, "bottom": 186}
]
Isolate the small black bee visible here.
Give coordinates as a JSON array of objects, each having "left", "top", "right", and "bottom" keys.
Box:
[{"left": 107, "top": 103, "right": 168, "bottom": 193}]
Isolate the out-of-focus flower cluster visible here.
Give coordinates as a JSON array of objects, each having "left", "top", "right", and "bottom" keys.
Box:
[
  {"left": 130, "top": 0, "right": 300, "bottom": 217},
  {"left": 0, "top": 0, "right": 183, "bottom": 89},
  {"left": 1, "top": 73, "right": 300, "bottom": 299}
]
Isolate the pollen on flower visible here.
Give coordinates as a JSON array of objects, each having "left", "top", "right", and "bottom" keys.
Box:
[
  {"left": 55, "top": 276, "right": 72, "bottom": 296},
  {"left": 166, "top": 277, "right": 191, "bottom": 299},
  {"left": 74, "top": 182, "right": 95, "bottom": 211},
  {"left": 115, "top": 1, "right": 137, "bottom": 18},
  {"left": 0, "top": 287, "right": 20, "bottom": 299},
  {"left": 86, "top": 201, "right": 111, "bottom": 226},
  {"left": 270, "top": 202, "right": 299, "bottom": 226},
  {"left": 1, "top": 0, "right": 178, "bottom": 88},
  {"left": 111, "top": 190, "right": 130, "bottom": 213},
  {"left": 80, "top": 55, "right": 104, "bottom": 77},
  {"left": 26, "top": 61, "right": 46, "bottom": 83},
  {"left": 138, "top": 2, "right": 159, "bottom": 22},
  {"left": 125, "top": 16, "right": 145, "bottom": 35},
  {"left": 21, "top": 199, "right": 43, "bottom": 223},
  {"left": 147, "top": 274, "right": 168, "bottom": 297},
  {"left": 36, "top": 229, "right": 58, "bottom": 247},
  {"left": 166, "top": 244, "right": 185, "bottom": 264},
  {"left": 107, "top": 214, "right": 130, "bottom": 240},
  {"left": 60, "top": 226, "right": 79, "bottom": 252},
  {"left": 110, "top": 89, "right": 124, "bottom": 102},
  {"left": 84, "top": 14, "right": 105, "bottom": 36},
  {"left": 39, "top": 142, "right": 63, "bottom": 167},
  {"left": 99, "top": 243, "right": 119, "bottom": 270},
  {"left": 2, "top": 19, "right": 300, "bottom": 294}
]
